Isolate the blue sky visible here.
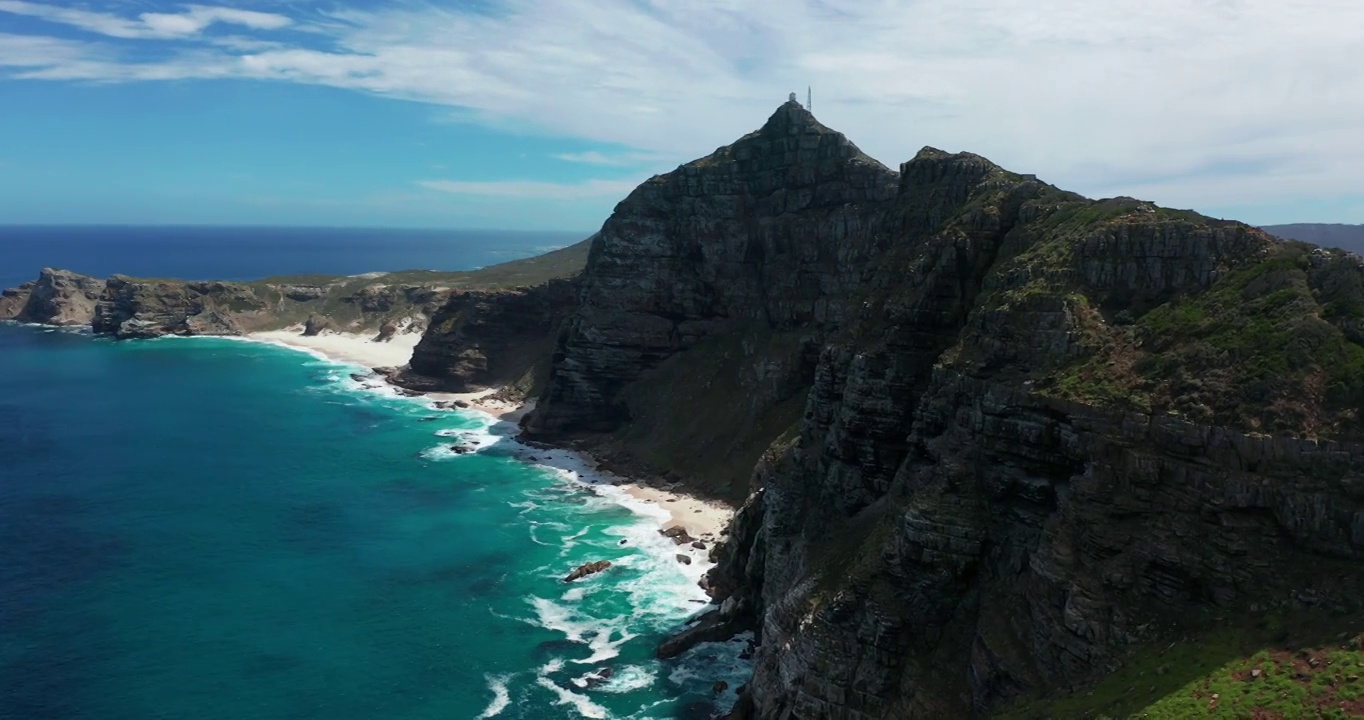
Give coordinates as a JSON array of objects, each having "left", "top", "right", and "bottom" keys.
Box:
[{"left": 0, "top": 0, "right": 1360, "bottom": 230}]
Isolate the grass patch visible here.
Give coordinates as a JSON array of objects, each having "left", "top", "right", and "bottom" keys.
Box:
[
  {"left": 1132, "top": 245, "right": 1364, "bottom": 436},
  {"left": 1001, "top": 608, "right": 1364, "bottom": 719}
]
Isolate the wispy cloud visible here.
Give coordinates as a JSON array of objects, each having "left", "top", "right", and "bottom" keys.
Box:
[
  {"left": 552, "top": 151, "right": 666, "bottom": 167},
  {"left": 418, "top": 178, "right": 645, "bottom": 201},
  {"left": 0, "top": 0, "right": 1361, "bottom": 218},
  {"left": 0, "top": 1, "right": 291, "bottom": 40}
]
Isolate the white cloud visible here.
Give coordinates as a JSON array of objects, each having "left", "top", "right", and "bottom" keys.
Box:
[
  {"left": 418, "top": 178, "right": 646, "bottom": 200},
  {"left": 0, "top": 0, "right": 1362, "bottom": 221},
  {"left": 0, "top": 1, "right": 291, "bottom": 39},
  {"left": 552, "top": 151, "right": 667, "bottom": 167}
]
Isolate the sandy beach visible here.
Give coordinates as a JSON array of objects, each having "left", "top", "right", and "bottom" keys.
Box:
[
  {"left": 504, "top": 444, "right": 734, "bottom": 542},
  {"left": 620, "top": 483, "right": 733, "bottom": 542},
  {"left": 244, "top": 326, "right": 733, "bottom": 540},
  {"left": 248, "top": 328, "right": 419, "bottom": 369}
]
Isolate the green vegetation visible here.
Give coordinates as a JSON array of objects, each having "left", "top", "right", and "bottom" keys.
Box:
[
  {"left": 1001, "top": 607, "right": 1364, "bottom": 719},
  {"left": 1132, "top": 244, "right": 1364, "bottom": 436},
  {"left": 989, "top": 198, "right": 1142, "bottom": 309},
  {"left": 964, "top": 197, "right": 1364, "bottom": 439}
]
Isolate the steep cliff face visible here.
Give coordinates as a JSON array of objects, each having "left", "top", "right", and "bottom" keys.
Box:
[
  {"left": 391, "top": 278, "right": 579, "bottom": 394},
  {"left": 0, "top": 268, "right": 105, "bottom": 326},
  {"left": 523, "top": 102, "right": 1364, "bottom": 716},
  {"left": 718, "top": 186, "right": 1364, "bottom": 717},
  {"left": 523, "top": 100, "right": 900, "bottom": 499},
  {"left": 92, "top": 276, "right": 270, "bottom": 338}
]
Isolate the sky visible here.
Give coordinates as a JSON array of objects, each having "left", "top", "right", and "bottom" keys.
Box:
[{"left": 0, "top": 1, "right": 1360, "bottom": 231}]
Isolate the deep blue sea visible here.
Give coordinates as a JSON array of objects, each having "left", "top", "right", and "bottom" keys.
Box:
[
  {"left": 0, "top": 226, "right": 588, "bottom": 289},
  {"left": 0, "top": 228, "right": 746, "bottom": 720}
]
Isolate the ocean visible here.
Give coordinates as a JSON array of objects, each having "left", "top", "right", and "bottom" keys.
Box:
[
  {"left": 0, "top": 228, "right": 747, "bottom": 720},
  {"left": 0, "top": 226, "right": 587, "bottom": 289}
]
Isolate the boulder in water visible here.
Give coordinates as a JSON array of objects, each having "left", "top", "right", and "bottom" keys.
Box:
[{"left": 563, "top": 560, "right": 611, "bottom": 583}]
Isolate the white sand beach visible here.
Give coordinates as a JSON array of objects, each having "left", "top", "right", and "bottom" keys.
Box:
[
  {"left": 244, "top": 325, "right": 733, "bottom": 540},
  {"left": 505, "top": 444, "right": 734, "bottom": 542},
  {"left": 247, "top": 328, "right": 420, "bottom": 369},
  {"left": 620, "top": 483, "right": 733, "bottom": 542}
]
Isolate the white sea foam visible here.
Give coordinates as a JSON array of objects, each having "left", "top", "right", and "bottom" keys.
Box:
[
  {"left": 540, "top": 658, "right": 565, "bottom": 674},
  {"left": 574, "top": 625, "right": 636, "bottom": 665},
  {"left": 597, "top": 665, "right": 656, "bottom": 694},
  {"left": 534, "top": 677, "right": 609, "bottom": 719},
  {"left": 561, "top": 586, "right": 587, "bottom": 602},
  {"left": 475, "top": 674, "right": 512, "bottom": 719},
  {"left": 667, "top": 632, "right": 754, "bottom": 706},
  {"left": 565, "top": 665, "right": 655, "bottom": 694},
  {"left": 558, "top": 526, "right": 590, "bottom": 557},
  {"left": 418, "top": 445, "right": 474, "bottom": 461},
  {"left": 528, "top": 597, "right": 623, "bottom": 645}
]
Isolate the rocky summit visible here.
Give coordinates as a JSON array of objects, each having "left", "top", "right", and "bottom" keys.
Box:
[{"left": 6, "top": 100, "right": 1363, "bottom": 718}]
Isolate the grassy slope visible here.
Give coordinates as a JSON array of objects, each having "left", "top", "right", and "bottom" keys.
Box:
[
  {"left": 955, "top": 195, "right": 1364, "bottom": 440},
  {"left": 1001, "top": 604, "right": 1364, "bottom": 719}
]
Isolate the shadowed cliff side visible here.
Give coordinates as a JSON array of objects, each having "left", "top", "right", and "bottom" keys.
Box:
[
  {"left": 389, "top": 278, "right": 579, "bottom": 396},
  {"left": 522, "top": 100, "right": 900, "bottom": 502}
]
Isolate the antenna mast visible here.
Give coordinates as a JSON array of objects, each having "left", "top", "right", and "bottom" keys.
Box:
[{"left": 807, "top": 86, "right": 812, "bottom": 113}]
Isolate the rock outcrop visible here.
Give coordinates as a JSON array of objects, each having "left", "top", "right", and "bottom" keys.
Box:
[
  {"left": 0, "top": 268, "right": 105, "bottom": 326},
  {"left": 564, "top": 560, "right": 612, "bottom": 583},
  {"left": 518, "top": 100, "right": 1364, "bottom": 717},
  {"left": 390, "top": 279, "right": 580, "bottom": 394},
  {"left": 92, "top": 276, "right": 265, "bottom": 338}
]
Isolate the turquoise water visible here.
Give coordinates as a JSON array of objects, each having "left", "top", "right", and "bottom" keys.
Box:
[{"left": 0, "top": 323, "right": 746, "bottom": 719}]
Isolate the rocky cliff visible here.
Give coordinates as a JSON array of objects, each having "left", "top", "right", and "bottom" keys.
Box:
[
  {"left": 523, "top": 100, "right": 900, "bottom": 499},
  {"left": 520, "top": 101, "right": 1364, "bottom": 717},
  {"left": 0, "top": 268, "right": 106, "bottom": 326},
  {"left": 2, "top": 240, "right": 590, "bottom": 360},
  {"left": 391, "top": 279, "right": 579, "bottom": 394}
]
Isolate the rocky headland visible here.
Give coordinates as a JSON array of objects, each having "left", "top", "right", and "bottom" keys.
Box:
[
  {"left": 517, "top": 101, "right": 1364, "bottom": 718},
  {"left": 6, "top": 100, "right": 1363, "bottom": 718}
]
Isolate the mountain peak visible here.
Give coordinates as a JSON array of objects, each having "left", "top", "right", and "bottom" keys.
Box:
[{"left": 759, "top": 93, "right": 822, "bottom": 135}]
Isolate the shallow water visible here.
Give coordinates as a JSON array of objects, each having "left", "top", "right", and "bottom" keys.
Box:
[{"left": 0, "top": 323, "right": 747, "bottom": 720}]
